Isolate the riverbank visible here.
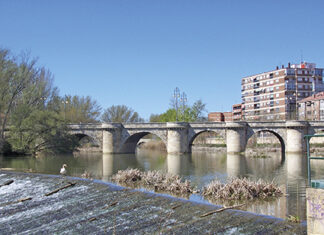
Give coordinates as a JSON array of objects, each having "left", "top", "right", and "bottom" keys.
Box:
[{"left": 0, "top": 171, "right": 306, "bottom": 234}]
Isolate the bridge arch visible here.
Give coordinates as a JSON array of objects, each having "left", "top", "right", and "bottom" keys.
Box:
[
  {"left": 189, "top": 130, "right": 226, "bottom": 152},
  {"left": 71, "top": 133, "right": 101, "bottom": 148},
  {"left": 119, "top": 131, "right": 167, "bottom": 154},
  {"left": 246, "top": 129, "right": 285, "bottom": 162}
]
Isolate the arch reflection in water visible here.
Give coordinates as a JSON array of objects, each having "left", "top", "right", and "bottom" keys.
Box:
[
  {"left": 244, "top": 152, "right": 283, "bottom": 179},
  {"left": 102, "top": 154, "right": 138, "bottom": 181},
  {"left": 226, "top": 153, "right": 247, "bottom": 178}
]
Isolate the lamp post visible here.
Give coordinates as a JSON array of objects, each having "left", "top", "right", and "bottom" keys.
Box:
[
  {"left": 180, "top": 92, "right": 187, "bottom": 109},
  {"left": 173, "top": 87, "right": 180, "bottom": 121}
]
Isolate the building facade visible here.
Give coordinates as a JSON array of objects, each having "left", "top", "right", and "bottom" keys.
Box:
[
  {"left": 208, "top": 112, "right": 232, "bottom": 122},
  {"left": 298, "top": 91, "right": 324, "bottom": 121},
  {"left": 232, "top": 103, "right": 243, "bottom": 121},
  {"left": 242, "top": 62, "right": 324, "bottom": 120}
]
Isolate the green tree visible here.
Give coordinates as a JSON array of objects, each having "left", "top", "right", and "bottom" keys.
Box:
[
  {"left": 159, "top": 109, "right": 177, "bottom": 122},
  {"left": 8, "top": 110, "right": 78, "bottom": 155},
  {"left": 0, "top": 48, "right": 80, "bottom": 155},
  {"left": 60, "top": 95, "right": 101, "bottom": 123},
  {"left": 150, "top": 99, "right": 207, "bottom": 123},
  {"left": 149, "top": 114, "right": 162, "bottom": 122},
  {"left": 101, "top": 105, "right": 144, "bottom": 123}
]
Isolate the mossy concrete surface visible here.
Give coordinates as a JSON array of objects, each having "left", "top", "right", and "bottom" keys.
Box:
[{"left": 0, "top": 171, "right": 306, "bottom": 234}]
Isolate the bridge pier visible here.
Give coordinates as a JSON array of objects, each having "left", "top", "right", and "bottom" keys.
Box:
[
  {"left": 167, "top": 122, "right": 189, "bottom": 154},
  {"left": 286, "top": 121, "right": 308, "bottom": 153},
  {"left": 102, "top": 123, "right": 122, "bottom": 154},
  {"left": 225, "top": 122, "right": 247, "bottom": 154}
]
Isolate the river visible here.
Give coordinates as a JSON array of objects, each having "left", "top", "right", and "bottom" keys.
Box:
[{"left": 1, "top": 148, "right": 324, "bottom": 221}]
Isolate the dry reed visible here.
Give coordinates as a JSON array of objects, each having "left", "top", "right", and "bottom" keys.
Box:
[
  {"left": 111, "top": 169, "right": 193, "bottom": 194},
  {"left": 202, "top": 177, "right": 282, "bottom": 200}
]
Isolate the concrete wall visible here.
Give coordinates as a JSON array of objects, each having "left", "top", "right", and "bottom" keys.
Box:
[{"left": 307, "top": 187, "right": 324, "bottom": 235}]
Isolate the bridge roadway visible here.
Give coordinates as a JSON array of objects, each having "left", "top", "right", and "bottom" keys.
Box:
[{"left": 68, "top": 121, "right": 324, "bottom": 155}]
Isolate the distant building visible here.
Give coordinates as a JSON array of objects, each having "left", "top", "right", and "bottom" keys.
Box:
[
  {"left": 232, "top": 103, "right": 242, "bottom": 121},
  {"left": 242, "top": 62, "right": 324, "bottom": 120},
  {"left": 208, "top": 112, "right": 232, "bottom": 122},
  {"left": 298, "top": 91, "right": 324, "bottom": 121}
]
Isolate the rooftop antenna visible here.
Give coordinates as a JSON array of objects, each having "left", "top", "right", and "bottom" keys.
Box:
[{"left": 300, "top": 49, "right": 303, "bottom": 63}]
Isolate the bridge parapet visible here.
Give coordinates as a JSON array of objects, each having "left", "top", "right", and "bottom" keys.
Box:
[
  {"left": 124, "top": 122, "right": 167, "bottom": 129},
  {"left": 68, "top": 123, "right": 102, "bottom": 130}
]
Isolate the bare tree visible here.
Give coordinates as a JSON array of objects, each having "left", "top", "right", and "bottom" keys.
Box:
[{"left": 101, "top": 105, "right": 144, "bottom": 123}]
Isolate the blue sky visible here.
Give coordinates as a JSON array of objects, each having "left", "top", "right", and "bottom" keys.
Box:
[{"left": 1, "top": 0, "right": 324, "bottom": 120}]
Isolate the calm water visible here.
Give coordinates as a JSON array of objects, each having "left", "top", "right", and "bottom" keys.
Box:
[{"left": 1, "top": 148, "right": 324, "bottom": 221}]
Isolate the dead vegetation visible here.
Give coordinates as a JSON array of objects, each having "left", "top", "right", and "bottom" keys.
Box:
[
  {"left": 202, "top": 177, "right": 283, "bottom": 200},
  {"left": 111, "top": 169, "right": 193, "bottom": 194},
  {"left": 112, "top": 169, "right": 283, "bottom": 201}
]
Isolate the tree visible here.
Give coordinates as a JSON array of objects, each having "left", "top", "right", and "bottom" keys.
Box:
[
  {"left": 0, "top": 49, "right": 59, "bottom": 153},
  {"left": 191, "top": 99, "right": 207, "bottom": 121},
  {"left": 150, "top": 99, "right": 207, "bottom": 123},
  {"left": 59, "top": 95, "right": 101, "bottom": 123},
  {"left": 149, "top": 114, "right": 162, "bottom": 122},
  {"left": 101, "top": 105, "right": 144, "bottom": 123},
  {"left": 8, "top": 110, "right": 78, "bottom": 155},
  {"left": 0, "top": 48, "right": 83, "bottom": 155},
  {"left": 159, "top": 109, "right": 177, "bottom": 122}
]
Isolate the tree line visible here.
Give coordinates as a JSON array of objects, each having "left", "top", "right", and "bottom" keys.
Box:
[{"left": 0, "top": 48, "right": 207, "bottom": 155}]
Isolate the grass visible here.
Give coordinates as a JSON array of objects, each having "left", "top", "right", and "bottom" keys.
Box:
[
  {"left": 202, "top": 177, "right": 283, "bottom": 200},
  {"left": 286, "top": 215, "right": 301, "bottom": 223}
]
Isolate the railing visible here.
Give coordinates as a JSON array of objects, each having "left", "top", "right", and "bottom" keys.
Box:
[{"left": 305, "top": 134, "right": 324, "bottom": 187}]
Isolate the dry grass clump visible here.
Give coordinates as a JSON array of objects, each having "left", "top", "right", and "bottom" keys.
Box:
[
  {"left": 112, "top": 168, "right": 142, "bottom": 183},
  {"left": 81, "top": 170, "right": 93, "bottom": 179},
  {"left": 143, "top": 170, "right": 193, "bottom": 194},
  {"left": 202, "top": 177, "right": 282, "bottom": 200},
  {"left": 111, "top": 169, "right": 193, "bottom": 194}
]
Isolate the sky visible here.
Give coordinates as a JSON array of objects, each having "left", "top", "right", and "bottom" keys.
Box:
[{"left": 1, "top": 0, "right": 324, "bottom": 120}]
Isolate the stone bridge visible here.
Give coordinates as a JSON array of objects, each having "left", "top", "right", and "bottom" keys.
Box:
[{"left": 68, "top": 121, "right": 324, "bottom": 155}]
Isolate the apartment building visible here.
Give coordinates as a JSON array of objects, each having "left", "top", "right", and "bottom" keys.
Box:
[
  {"left": 298, "top": 91, "right": 324, "bottom": 121},
  {"left": 241, "top": 62, "right": 324, "bottom": 120},
  {"left": 232, "top": 103, "right": 242, "bottom": 121},
  {"left": 208, "top": 112, "right": 232, "bottom": 122}
]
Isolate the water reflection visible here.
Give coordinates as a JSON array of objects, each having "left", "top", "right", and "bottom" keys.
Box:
[
  {"left": 102, "top": 154, "right": 138, "bottom": 180},
  {"left": 226, "top": 153, "right": 246, "bottom": 177},
  {"left": 2, "top": 149, "right": 324, "bottom": 221},
  {"left": 285, "top": 153, "right": 307, "bottom": 220},
  {"left": 167, "top": 154, "right": 191, "bottom": 175}
]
